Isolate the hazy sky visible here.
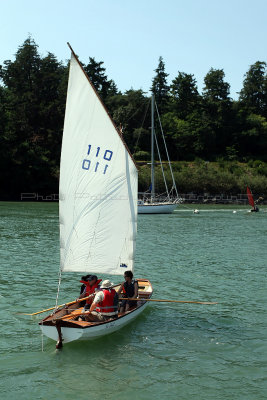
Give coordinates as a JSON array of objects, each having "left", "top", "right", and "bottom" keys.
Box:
[{"left": 1, "top": 0, "right": 267, "bottom": 99}]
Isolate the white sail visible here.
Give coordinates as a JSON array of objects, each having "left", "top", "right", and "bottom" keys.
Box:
[{"left": 59, "top": 53, "right": 138, "bottom": 275}]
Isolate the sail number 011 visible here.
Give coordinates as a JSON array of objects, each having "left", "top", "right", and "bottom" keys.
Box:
[{"left": 82, "top": 145, "right": 113, "bottom": 174}]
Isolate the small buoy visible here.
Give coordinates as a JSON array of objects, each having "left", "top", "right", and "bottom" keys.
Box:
[
  {"left": 233, "top": 210, "right": 237, "bottom": 214},
  {"left": 193, "top": 209, "right": 199, "bottom": 214}
]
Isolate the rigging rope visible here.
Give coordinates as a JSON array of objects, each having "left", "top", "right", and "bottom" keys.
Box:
[
  {"left": 133, "top": 98, "right": 150, "bottom": 155},
  {"left": 155, "top": 102, "right": 179, "bottom": 198},
  {"left": 55, "top": 267, "right": 62, "bottom": 311},
  {"left": 154, "top": 131, "right": 170, "bottom": 199}
]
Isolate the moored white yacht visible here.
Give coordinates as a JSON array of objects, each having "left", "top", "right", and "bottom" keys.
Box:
[{"left": 138, "top": 94, "right": 181, "bottom": 214}]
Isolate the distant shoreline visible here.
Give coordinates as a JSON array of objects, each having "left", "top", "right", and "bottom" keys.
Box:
[{"left": 0, "top": 192, "right": 265, "bottom": 205}]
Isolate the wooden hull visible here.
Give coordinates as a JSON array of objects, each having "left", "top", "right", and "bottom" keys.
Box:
[
  {"left": 39, "top": 279, "right": 152, "bottom": 344},
  {"left": 138, "top": 203, "right": 177, "bottom": 214}
]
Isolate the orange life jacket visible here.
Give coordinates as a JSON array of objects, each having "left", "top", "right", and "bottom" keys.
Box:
[
  {"left": 80, "top": 279, "right": 102, "bottom": 304},
  {"left": 95, "top": 288, "right": 118, "bottom": 314}
]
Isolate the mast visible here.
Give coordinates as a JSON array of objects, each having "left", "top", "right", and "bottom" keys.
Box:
[{"left": 151, "top": 93, "right": 155, "bottom": 199}]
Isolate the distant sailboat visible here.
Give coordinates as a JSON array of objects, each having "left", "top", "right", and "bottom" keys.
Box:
[
  {"left": 39, "top": 44, "right": 153, "bottom": 346},
  {"left": 138, "top": 94, "right": 181, "bottom": 214},
  {"left": 246, "top": 186, "right": 259, "bottom": 212}
]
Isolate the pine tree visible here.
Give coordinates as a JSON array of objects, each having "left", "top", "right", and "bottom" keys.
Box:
[
  {"left": 151, "top": 56, "right": 169, "bottom": 113},
  {"left": 169, "top": 72, "right": 200, "bottom": 119},
  {"left": 84, "top": 57, "right": 117, "bottom": 102},
  {"left": 239, "top": 61, "right": 267, "bottom": 117}
]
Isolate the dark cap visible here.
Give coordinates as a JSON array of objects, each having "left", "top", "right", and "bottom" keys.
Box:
[
  {"left": 88, "top": 275, "right": 97, "bottom": 281},
  {"left": 81, "top": 274, "right": 91, "bottom": 281}
]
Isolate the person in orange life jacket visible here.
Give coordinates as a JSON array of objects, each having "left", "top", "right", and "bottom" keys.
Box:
[
  {"left": 117, "top": 270, "right": 138, "bottom": 313},
  {"left": 83, "top": 280, "right": 118, "bottom": 322},
  {"left": 78, "top": 275, "right": 102, "bottom": 310},
  {"left": 78, "top": 274, "right": 91, "bottom": 307},
  {"left": 80, "top": 274, "right": 91, "bottom": 295}
]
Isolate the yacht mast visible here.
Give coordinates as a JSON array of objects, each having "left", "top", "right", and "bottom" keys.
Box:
[{"left": 151, "top": 93, "right": 155, "bottom": 199}]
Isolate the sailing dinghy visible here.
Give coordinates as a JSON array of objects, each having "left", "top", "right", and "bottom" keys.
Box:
[{"left": 39, "top": 44, "right": 153, "bottom": 346}]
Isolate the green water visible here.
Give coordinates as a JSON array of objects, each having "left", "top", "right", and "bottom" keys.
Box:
[{"left": 0, "top": 202, "right": 266, "bottom": 400}]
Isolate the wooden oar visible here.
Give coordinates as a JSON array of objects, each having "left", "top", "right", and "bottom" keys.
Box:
[
  {"left": 20, "top": 283, "right": 122, "bottom": 316},
  {"left": 57, "top": 298, "right": 218, "bottom": 321},
  {"left": 19, "top": 295, "right": 93, "bottom": 316},
  {"left": 20, "top": 293, "right": 217, "bottom": 317},
  {"left": 21, "top": 284, "right": 121, "bottom": 316},
  {"left": 21, "top": 283, "right": 125, "bottom": 317},
  {"left": 120, "top": 298, "right": 218, "bottom": 305}
]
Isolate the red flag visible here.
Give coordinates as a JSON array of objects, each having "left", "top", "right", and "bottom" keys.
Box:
[{"left": 246, "top": 186, "right": 255, "bottom": 208}]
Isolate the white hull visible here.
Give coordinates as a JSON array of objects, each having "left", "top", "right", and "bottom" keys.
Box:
[
  {"left": 138, "top": 203, "right": 177, "bottom": 214},
  {"left": 40, "top": 301, "right": 149, "bottom": 344}
]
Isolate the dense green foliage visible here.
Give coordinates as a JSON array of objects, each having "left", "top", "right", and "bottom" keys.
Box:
[
  {"left": 1, "top": 37, "right": 267, "bottom": 199},
  {"left": 138, "top": 160, "right": 267, "bottom": 197}
]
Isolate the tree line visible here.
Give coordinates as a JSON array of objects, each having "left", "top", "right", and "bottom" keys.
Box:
[{"left": 1, "top": 37, "right": 267, "bottom": 199}]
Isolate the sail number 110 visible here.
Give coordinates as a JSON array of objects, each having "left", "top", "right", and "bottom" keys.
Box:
[{"left": 82, "top": 145, "right": 113, "bottom": 175}]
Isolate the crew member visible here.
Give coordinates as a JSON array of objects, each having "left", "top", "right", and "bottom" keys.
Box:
[
  {"left": 84, "top": 280, "right": 118, "bottom": 322},
  {"left": 78, "top": 275, "right": 102, "bottom": 309},
  {"left": 117, "top": 270, "right": 138, "bottom": 313}
]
